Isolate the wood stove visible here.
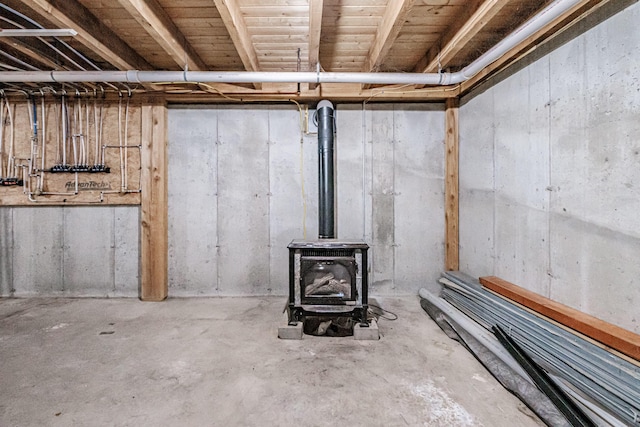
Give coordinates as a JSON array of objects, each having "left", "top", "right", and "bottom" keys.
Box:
[
  {"left": 284, "top": 100, "right": 372, "bottom": 332},
  {"left": 287, "top": 239, "right": 369, "bottom": 326}
]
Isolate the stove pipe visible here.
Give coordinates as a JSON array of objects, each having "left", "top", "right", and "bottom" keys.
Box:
[{"left": 317, "top": 100, "right": 335, "bottom": 239}]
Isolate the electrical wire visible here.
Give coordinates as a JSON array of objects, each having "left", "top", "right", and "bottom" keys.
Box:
[
  {"left": 83, "top": 94, "right": 90, "bottom": 166},
  {"left": 118, "top": 94, "right": 125, "bottom": 191},
  {"left": 124, "top": 92, "right": 130, "bottom": 190},
  {"left": 53, "top": 96, "right": 60, "bottom": 165},
  {"left": 368, "top": 303, "right": 398, "bottom": 321},
  {"left": 76, "top": 95, "right": 85, "bottom": 166},
  {"left": 26, "top": 95, "right": 36, "bottom": 178},
  {"left": 61, "top": 94, "right": 68, "bottom": 166},
  {"left": 96, "top": 89, "right": 104, "bottom": 166},
  {"left": 0, "top": 49, "right": 39, "bottom": 71},
  {"left": 93, "top": 95, "right": 100, "bottom": 166},
  {"left": 290, "top": 98, "right": 308, "bottom": 239},
  {"left": 39, "top": 94, "right": 46, "bottom": 192},
  {"left": 71, "top": 95, "right": 78, "bottom": 166},
  {"left": 5, "top": 97, "right": 15, "bottom": 176}
]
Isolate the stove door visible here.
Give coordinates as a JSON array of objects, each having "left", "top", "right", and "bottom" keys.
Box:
[{"left": 300, "top": 256, "right": 357, "bottom": 305}]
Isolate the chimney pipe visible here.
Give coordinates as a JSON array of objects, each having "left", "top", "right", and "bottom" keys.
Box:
[{"left": 317, "top": 100, "right": 335, "bottom": 239}]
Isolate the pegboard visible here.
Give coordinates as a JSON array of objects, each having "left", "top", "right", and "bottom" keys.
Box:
[{"left": 0, "top": 95, "right": 142, "bottom": 205}]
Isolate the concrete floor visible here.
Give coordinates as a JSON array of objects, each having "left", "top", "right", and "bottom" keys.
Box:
[{"left": 0, "top": 297, "right": 543, "bottom": 426}]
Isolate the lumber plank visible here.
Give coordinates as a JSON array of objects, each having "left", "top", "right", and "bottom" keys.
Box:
[
  {"left": 117, "top": 0, "right": 208, "bottom": 71},
  {"left": 165, "top": 82, "right": 459, "bottom": 102},
  {"left": 308, "top": 0, "right": 323, "bottom": 74},
  {"left": 444, "top": 98, "right": 459, "bottom": 271},
  {"left": 483, "top": 287, "right": 640, "bottom": 368},
  {"left": 140, "top": 102, "right": 168, "bottom": 301},
  {"left": 364, "top": 0, "right": 415, "bottom": 72},
  {"left": 480, "top": 276, "right": 640, "bottom": 361},
  {"left": 213, "top": 0, "right": 262, "bottom": 89}
]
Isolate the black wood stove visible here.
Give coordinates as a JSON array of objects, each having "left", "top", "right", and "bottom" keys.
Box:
[
  {"left": 287, "top": 239, "right": 369, "bottom": 326},
  {"left": 285, "top": 100, "right": 371, "bottom": 330}
]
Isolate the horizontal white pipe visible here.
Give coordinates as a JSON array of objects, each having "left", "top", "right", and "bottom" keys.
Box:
[
  {"left": 0, "top": 0, "right": 580, "bottom": 86},
  {"left": 454, "top": 0, "right": 581, "bottom": 83},
  {"left": 0, "top": 70, "right": 448, "bottom": 85}
]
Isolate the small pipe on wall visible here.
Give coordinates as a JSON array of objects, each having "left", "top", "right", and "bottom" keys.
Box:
[{"left": 0, "top": 0, "right": 581, "bottom": 86}]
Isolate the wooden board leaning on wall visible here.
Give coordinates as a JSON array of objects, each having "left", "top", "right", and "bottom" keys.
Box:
[{"left": 0, "top": 95, "right": 141, "bottom": 206}]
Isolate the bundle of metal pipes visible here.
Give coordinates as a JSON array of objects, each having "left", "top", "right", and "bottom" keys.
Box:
[{"left": 420, "top": 272, "right": 640, "bottom": 426}]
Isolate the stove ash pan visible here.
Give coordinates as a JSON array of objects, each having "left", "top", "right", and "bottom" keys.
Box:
[{"left": 287, "top": 240, "right": 369, "bottom": 327}]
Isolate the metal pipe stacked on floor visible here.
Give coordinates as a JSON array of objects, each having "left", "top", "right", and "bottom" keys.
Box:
[{"left": 420, "top": 272, "right": 640, "bottom": 426}]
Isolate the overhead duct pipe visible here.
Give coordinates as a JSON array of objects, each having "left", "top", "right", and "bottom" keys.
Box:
[
  {"left": 0, "top": 0, "right": 582, "bottom": 85},
  {"left": 316, "top": 100, "right": 335, "bottom": 239}
]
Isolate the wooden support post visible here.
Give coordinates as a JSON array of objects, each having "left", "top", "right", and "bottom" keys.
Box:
[
  {"left": 445, "top": 98, "right": 460, "bottom": 271},
  {"left": 140, "top": 102, "right": 168, "bottom": 301}
]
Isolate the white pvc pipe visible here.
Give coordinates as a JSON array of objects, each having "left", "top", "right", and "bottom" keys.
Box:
[
  {"left": 451, "top": 0, "right": 581, "bottom": 84},
  {"left": 39, "top": 95, "right": 45, "bottom": 192},
  {"left": 0, "top": 98, "right": 4, "bottom": 178},
  {"left": 6, "top": 99, "right": 14, "bottom": 175},
  {"left": 0, "top": 0, "right": 580, "bottom": 85}
]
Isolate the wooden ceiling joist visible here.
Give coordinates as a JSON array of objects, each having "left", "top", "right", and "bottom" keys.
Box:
[
  {"left": 213, "top": 0, "right": 262, "bottom": 89},
  {"left": 117, "top": 0, "right": 208, "bottom": 71},
  {"left": 364, "top": 0, "right": 415, "bottom": 73},
  {"left": 167, "top": 82, "right": 459, "bottom": 103},
  {"left": 308, "top": 0, "right": 323, "bottom": 71},
  {"left": 17, "top": 0, "right": 152, "bottom": 70},
  {"left": 308, "top": 0, "right": 323, "bottom": 89},
  {"left": 413, "top": 0, "right": 511, "bottom": 75}
]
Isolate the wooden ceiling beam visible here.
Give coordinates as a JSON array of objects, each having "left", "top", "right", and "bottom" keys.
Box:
[
  {"left": 364, "top": 0, "right": 415, "bottom": 73},
  {"left": 361, "top": 0, "right": 415, "bottom": 90},
  {"left": 308, "top": 0, "right": 323, "bottom": 89},
  {"left": 308, "top": 0, "right": 323, "bottom": 71},
  {"left": 213, "top": 0, "right": 261, "bottom": 89},
  {"left": 413, "top": 0, "right": 510, "bottom": 74},
  {"left": 17, "top": 0, "right": 152, "bottom": 70},
  {"left": 166, "top": 82, "right": 459, "bottom": 103},
  {"left": 117, "top": 0, "right": 208, "bottom": 71}
]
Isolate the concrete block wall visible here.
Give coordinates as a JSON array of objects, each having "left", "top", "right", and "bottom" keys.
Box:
[
  {"left": 459, "top": 2, "right": 640, "bottom": 333},
  {"left": 0, "top": 207, "right": 139, "bottom": 297},
  {"left": 168, "top": 103, "right": 445, "bottom": 296}
]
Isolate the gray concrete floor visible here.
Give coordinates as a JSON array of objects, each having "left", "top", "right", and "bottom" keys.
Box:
[{"left": 0, "top": 297, "right": 543, "bottom": 426}]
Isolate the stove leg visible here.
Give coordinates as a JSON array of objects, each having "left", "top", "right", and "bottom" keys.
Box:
[
  {"left": 287, "top": 306, "right": 304, "bottom": 325},
  {"left": 361, "top": 304, "right": 369, "bottom": 327},
  {"left": 353, "top": 307, "right": 368, "bottom": 327}
]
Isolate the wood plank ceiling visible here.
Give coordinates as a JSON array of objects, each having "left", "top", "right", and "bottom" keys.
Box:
[{"left": 0, "top": 0, "right": 608, "bottom": 100}]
